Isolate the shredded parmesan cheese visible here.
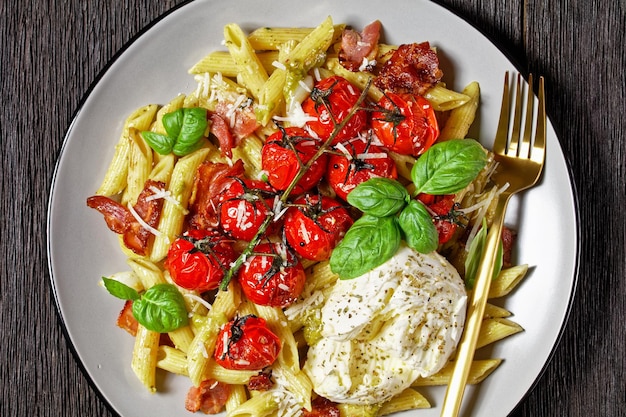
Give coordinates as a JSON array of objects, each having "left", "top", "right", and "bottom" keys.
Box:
[{"left": 184, "top": 293, "right": 213, "bottom": 311}]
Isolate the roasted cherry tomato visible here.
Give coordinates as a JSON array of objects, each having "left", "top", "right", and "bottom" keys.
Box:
[
  {"left": 302, "top": 75, "right": 367, "bottom": 144},
  {"left": 371, "top": 92, "right": 439, "bottom": 156},
  {"left": 417, "top": 194, "right": 462, "bottom": 244},
  {"left": 284, "top": 194, "right": 354, "bottom": 261},
  {"left": 214, "top": 315, "right": 281, "bottom": 370},
  {"left": 261, "top": 127, "right": 328, "bottom": 194},
  {"left": 238, "top": 242, "right": 306, "bottom": 307},
  {"left": 166, "top": 229, "right": 238, "bottom": 292},
  {"left": 327, "top": 137, "right": 398, "bottom": 201},
  {"left": 218, "top": 178, "right": 277, "bottom": 241}
]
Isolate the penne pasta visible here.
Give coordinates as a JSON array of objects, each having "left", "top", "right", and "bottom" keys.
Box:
[
  {"left": 437, "top": 81, "right": 480, "bottom": 140},
  {"left": 150, "top": 146, "right": 214, "bottom": 262},
  {"left": 121, "top": 127, "right": 153, "bottom": 206},
  {"left": 131, "top": 324, "right": 160, "bottom": 393},
  {"left": 424, "top": 83, "right": 471, "bottom": 112},
  {"left": 224, "top": 23, "right": 269, "bottom": 101},
  {"left": 378, "top": 388, "right": 431, "bottom": 415},
  {"left": 412, "top": 359, "right": 502, "bottom": 386},
  {"left": 96, "top": 104, "right": 158, "bottom": 196}
]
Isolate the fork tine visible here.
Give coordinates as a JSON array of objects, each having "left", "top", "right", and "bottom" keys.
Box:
[
  {"left": 508, "top": 73, "right": 524, "bottom": 156},
  {"left": 493, "top": 72, "right": 511, "bottom": 156},
  {"left": 531, "top": 76, "right": 547, "bottom": 165},
  {"left": 519, "top": 74, "right": 534, "bottom": 158}
]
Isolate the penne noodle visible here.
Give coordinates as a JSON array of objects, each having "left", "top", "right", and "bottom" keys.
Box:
[
  {"left": 378, "top": 388, "right": 431, "bottom": 415},
  {"left": 412, "top": 359, "right": 502, "bottom": 386},
  {"left": 424, "top": 83, "right": 471, "bottom": 112},
  {"left": 96, "top": 104, "right": 158, "bottom": 196},
  {"left": 131, "top": 324, "right": 160, "bottom": 393},
  {"left": 437, "top": 81, "right": 480, "bottom": 140}
]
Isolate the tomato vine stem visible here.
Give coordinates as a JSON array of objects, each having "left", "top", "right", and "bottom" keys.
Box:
[{"left": 218, "top": 79, "right": 373, "bottom": 291}]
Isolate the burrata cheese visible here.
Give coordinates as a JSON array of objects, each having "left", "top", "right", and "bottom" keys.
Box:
[{"left": 303, "top": 243, "right": 467, "bottom": 405}]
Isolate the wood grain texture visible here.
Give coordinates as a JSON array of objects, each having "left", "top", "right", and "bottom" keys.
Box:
[{"left": 1, "top": 0, "right": 624, "bottom": 416}]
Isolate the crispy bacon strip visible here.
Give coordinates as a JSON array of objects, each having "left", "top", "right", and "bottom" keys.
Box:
[
  {"left": 185, "top": 379, "right": 230, "bottom": 414},
  {"left": 86, "top": 179, "right": 165, "bottom": 255},
  {"left": 188, "top": 160, "right": 246, "bottom": 230},
  {"left": 374, "top": 42, "right": 443, "bottom": 96},
  {"left": 302, "top": 397, "right": 340, "bottom": 417},
  {"left": 339, "top": 20, "right": 382, "bottom": 71},
  {"left": 211, "top": 101, "right": 258, "bottom": 158},
  {"left": 247, "top": 372, "right": 273, "bottom": 391},
  {"left": 501, "top": 226, "right": 517, "bottom": 268},
  {"left": 116, "top": 300, "right": 138, "bottom": 336}
]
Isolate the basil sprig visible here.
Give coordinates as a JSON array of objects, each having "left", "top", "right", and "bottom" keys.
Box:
[
  {"left": 412, "top": 139, "right": 487, "bottom": 195},
  {"left": 329, "top": 215, "right": 401, "bottom": 279},
  {"left": 141, "top": 107, "right": 208, "bottom": 156},
  {"left": 347, "top": 177, "right": 409, "bottom": 217},
  {"left": 330, "top": 139, "right": 488, "bottom": 280},
  {"left": 102, "top": 278, "right": 188, "bottom": 333}
]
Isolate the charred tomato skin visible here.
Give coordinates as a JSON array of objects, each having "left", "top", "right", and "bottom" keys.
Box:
[
  {"left": 214, "top": 315, "right": 281, "bottom": 371},
  {"left": 238, "top": 242, "right": 306, "bottom": 308},
  {"left": 218, "top": 178, "right": 277, "bottom": 241},
  {"left": 261, "top": 127, "right": 328, "bottom": 194},
  {"left": 302, "top": 75, "right": 367, "bottom": 144},
  {"left": 166, "top": 228, "right": 238, "bottom": 292},
  {"left": 327, "top": 138, "right": 398, "bottom": 201},
  {"left": 371, "top": 92, "right": 439, "bottom": 156},
  {"left": 284, "top": 194, "right": 354, "bottom": 261}
]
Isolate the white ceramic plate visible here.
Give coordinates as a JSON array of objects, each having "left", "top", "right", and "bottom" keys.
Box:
[{"left": 48, "top": 0, "right": 578, "bottom": 416}]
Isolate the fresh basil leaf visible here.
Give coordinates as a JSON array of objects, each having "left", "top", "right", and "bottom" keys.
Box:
[
  {"left": 141, "top": 131, "right": 175, "bottom": 155},
  {"left": 464, "top": 219, "right": 504, "bottom": 289},
  {"left": 162, "top": 108, "right": 184, "bottom": 139},
  {"left": 102, "top": 277, "right": 140, "bottom": 301},
  {"left": 397, "top": 200, "right": 439, "bottom": 253},
  {"left": 131, "top": 283, "right": 188, "bottom": 333},
  {"left": 412, "top": 139, "right": 488, "bottom": 195},
  {"left": 330, "top": 215, "right": 401, "bottom": 279},
  {"left": 173, "top": 107, "right": 208, "bottom": 156},
  {"left": 347, "top": 178, "right": 409, "bottom": 217}
]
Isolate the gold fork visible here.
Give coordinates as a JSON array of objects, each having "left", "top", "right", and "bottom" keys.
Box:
[{"left": 440, "top": 72, "right": 546, "bottom": 417}]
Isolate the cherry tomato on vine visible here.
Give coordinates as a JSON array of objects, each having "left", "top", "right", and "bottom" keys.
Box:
[
  {"left": 238, "top": 242, "right": 306, "bottom": 307},
  {"left": 284, "top": 194, "right": 354, "bottom": 261},
  {"left": 166, "top": 229, "right": 238, "bottom": 292},
  {"left": 371, "top": 92, "right": 439, "bottom": 156},
  {"left": 214, "top": 315, "right": 281, "bottom": 370},
  {"left": 261, "top": 127, "right": 328, "bottom": 194},
  {"left": 327, "top": 137, "right": 398, "bottom": 201},
  {"left": 218, "top": 178, "right": 277, "bottom": 241},
  {"left": 302, "top": 75, "right": 367, "bottom": 144}
]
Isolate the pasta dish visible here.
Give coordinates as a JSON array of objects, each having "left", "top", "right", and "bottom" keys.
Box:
[{"left": 85, "top": 17, "right": 530, "bottom": 416}]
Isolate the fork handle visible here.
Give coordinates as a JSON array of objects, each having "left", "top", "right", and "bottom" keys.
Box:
[{"left": 440, "top": 192, "right": 512, "bottom": 417}]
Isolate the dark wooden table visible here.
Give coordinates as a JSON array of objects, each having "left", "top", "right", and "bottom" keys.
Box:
[{"left": 2, "top": 0, "right": 624, "bottom": 416}]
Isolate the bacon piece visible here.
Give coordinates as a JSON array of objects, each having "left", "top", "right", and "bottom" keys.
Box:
[
  {"left": 501, "top": 226, "right": 517, "bottom": 268},
  {"left": 374, "top": 42, "right": 443, "bottom": 96},
  {"left": 339, "top": 20, "right": 382, "bottom": 71},
  {"left": 116, "top": 300, "right": 138, "bottom": 336},
  {"left": 210, "top": 113, "right": 234, "bottom": 158},
  {"left": 247, "top": 372, "right": 273, "bottom": 391},
  {"left": 211, "top": 101, "right": 259, "bottom": 158},
  {"left": 302, "top": 397, "right": 340, "bottom": 417},
  {"left": 185, "top": 379, "right": 230, "bottom": 414},
  {"left": 215, "top": 101, "right": 258, "bottom": 140},
  {"left": 188, "top": 160, "right": 246, "bottom": 230},
  {"left": 86, "top": 179, "right": 165, "bottom": 255}
]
